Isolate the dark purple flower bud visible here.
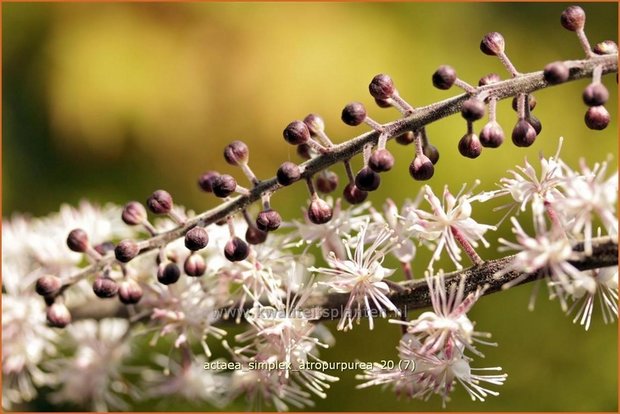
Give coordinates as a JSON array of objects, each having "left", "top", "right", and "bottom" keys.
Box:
[
  {"left": 303, "top": 113, "right": 325, "bottom": 135},
  {"left": 432, "top": 65, "right": 457, "bottom": 90},
  {"left": 198, "top": 171, "right": 220, "bottom": 193},
  {"left": 224, "top": 140, "right": 249, "bottom": 166},
  {"left": 315, "top": 171, "right": 339, "bottom": 194},
  {"left": 67, "top": 229, "right": 89, "bottom": 253},
  {"left": 342, "top": 183, "right": 368, "bottom": 205},
  {"left": 461, "top": 98, "right": 486, "bottom": 122},
  {"left": 118, "top": 279, "right": 143, "bottom": 304},
  {"left": 479, "top": 121, "right": 505, "bottom": 148},
  {"left": 511, "top": 120, "right": 537, "bottom": 147},
  {"left": 527, "top": 115, "right": 543, "bottom": 135},
  {"left": 92, "top": 277, "right": 119, "bottom": 299},
  {"left": 423, "top": 144, "right": 440, "bottom": 165},
  {"left": 114, "top": 239, "right": 140, "bottom": 263},
  {"left": 409, "top": 155, "right": 435, "bottom": 181},
  {"left": 583, "top": 84, "right": 609, "bottom": 106},
  {"left": 224, "top": 237, "right": 250, "bottom": 262},
  {"left": 368, "top": 149, "right": 395, "bottom": 173},
  {"left": 585, "top": 106, "right": 610, "bottom": 130},
  {"left": 35, "top": 275, "right": 62, "bottom": 297},
  {"left": 561, "top": 6, "right": 585, "bottom": 31},
  {"left": 355, "top": 167, "right": 381, "bottom": 192},
  {"left": 543, "top": 62, "right": 570, "bottom": 85},
  {"left": 256, "top": 210, "right": 282, "bottom": 232},
  {"left": 307, "top": 198, "right": 333, "bottom": 224},
  {"left": 283, "top": 121, "right": 310, "bottom": 145},
  {"left": 245, "top": 226, "right": 268, "bottom": 245},
  {"left": 157, "top": 262, "right": 181, "bottom": 285},
  {"left": 593, "top": 40, "right": 618, "bottom": 55},
  {"left": 458, "top": 133, "right": 483, "bottom": 158},
  {"left": 147, "top": 190, "right": 173, "bottom": 215},
  {"left": 374, "top": 98, "right": 392, "bottom": 108},
  {"left": 212, "top": 174, "right": 237, "bottom": 198},
  {"left": 185, "top": 227, "right": 209, "bottom": 251},
  {"left": 122, "top": 201, "right": 147, "bottom": 226},
  {"left": 395, "top": 131, "right": 415, "bottom": 145},
  {"left": 296, "top": 143, "right": 314, "bottom": 160},
  {"left": 184, "top": 254, "right": 207, "bottom": 277},
  {"left": 511, "top": 95, "right": 537, "bottom": 112},
  {"left": 369, "top": 74, "right": 395, "bottom": 100},
  {"left": 341, "top": 102, "right": 367, "bottom": 126},
  {"left": 276, "top": 162, "right": 301, "bottom": 186},
  {"left": 480, "top": 32, "right": 505, "bottom": 56},
  {"left": 47, "top": 303, "right": 71, "bottom": 328},
  {"left": 478, "top": 73, "right": 501, "bottom": 86}
]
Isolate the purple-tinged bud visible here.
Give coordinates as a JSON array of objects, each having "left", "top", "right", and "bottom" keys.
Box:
[
  {"left": 543, "top": 62, "right": 570, "bottom": 85},
  {"left": 245, "top": 226, "right": 268, "bottom": 245},
  {"left": 122, "top": 201, "right": 147, "bottom": 226},
  {"left": 479, "top": 121, "right": 505, "bottom": 148},
  {"left": 342, "top": 183, "right": 368, "bottom": 205},
  {"left": 461, "top": 98, "right": 486, "bottom": 121},
  {"left": 147, "top": 190, "right": 173, "bottom": 215},
  {"left": 395, "top": 131, "right": 415, "bottom": 145},
  {"left": 303, "top": 113, "right": 325, "bottom": 135},
  {"left": 593, "top": 40, "right": 618, "bottom": 55},
  {"left": 184, "top": 254, "right": 206, "bottom": 277},
  {"left": 369, "top": 74, "right": 395, "bottom": 100},
  {"left": 341, "top": 102, "right": 367, "bottom": 126},
  {"left": 67, "top": 229, "right": 89, "bottom": 253},
  {"left": 157, "top": 262, "right": 181, "bottom": 285},
  {"left": 307, "top": 198, "right": 333, "bottom": 224},
  {"left": 374, "top": 97, "right": 392, "bottom": 108},
  {"left": 224, "top": 140, "right": 249, "bottom": 166},
  {"left": 511, "top": 95, "right": 537, "bottom": 112},
  {"left": 527, "top": 115, "right": 542, "bottom": 135},
  {"left": 276, "top": 162, "right": 301, "bottom": 186},
  {"left": 478, "top": 73, "right": 501, "bottom": 86},
  {"left": 212, "top": 174, "right": 237, "bottom": 198},
  {"left": 185, "top": 227, "right": 209, "bottom": 251},
  {"left": 458, "top": 133, "right": 483, "bottom": 158},
  {"left": 47, "top": 303, "right": 71, "bottom": 328},
  {"left": 256, "top": 210, "right": 282, "bottom": 232},
  {"left": 432, "top": 65, "right": 457, "bottom": 90},
  {"left": 94, "top": 241, "right": 115, "bottom": 256},
  {"left": 355, "top": 167, "right": 381, "bottom": 192},
  {"left": 423, "top": 144, "right": 440, "bottom": 165},
  {"left": 296, "top": 143, "right": 314, "bottom": 160},
  {"left": 511, "top": 120, "right": 537, "bottom": 147},
  {"left": 368, "top": 149, "right": 395, "bottom": 173},
  {"left": 118, "top": 279, "right": 143, "bottom": 304},
  {"left": 561, "top": 6, "right": 585, "bottom": 31},
  {"left": 35, "top": 275, "right": 62, "bottom": 297},
  {"left": 283, "top": 121, "right": 310, "bottom": 145},
  {"left": 224, "top": 237, "right": 250, "bottom": 262},
  {"left": 409, "top": 155, "right": 435, "bottom": 181},
  {"left": 114, "top": 239, "right": 140, "bottom": 263},
  {"left": 198, "top": 171, "right": 220, "bottom": 193},
  {"left": 480, "top": 32, "right": 505, "bottom": 56},
  {"left": 92, "top": 277, "right": 119, "bottom": 299},
  {"left": 316, "top": 171, "right": 339, "bottom": 194},
  {"left": 583, "top": 84, "right": 609, "bottom": 106},
  {"left": 585, "top": 106, "right": 610, "bottom": 130}
]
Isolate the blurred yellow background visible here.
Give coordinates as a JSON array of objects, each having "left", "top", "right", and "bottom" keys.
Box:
[{"left": 3, "top": 2, "right": 617, "bottom": 411}]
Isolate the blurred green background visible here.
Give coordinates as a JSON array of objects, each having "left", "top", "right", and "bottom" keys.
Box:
[{"left": 3, "top": 2, "right": 617, "bottom": 411}]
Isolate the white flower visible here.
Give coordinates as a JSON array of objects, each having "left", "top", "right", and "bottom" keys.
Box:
[
  {"left": 567, "top": 267, "right": 618, "bottom": 331},
  {"left": 311, "top": 222, "right": 399, "bottom": 331}
]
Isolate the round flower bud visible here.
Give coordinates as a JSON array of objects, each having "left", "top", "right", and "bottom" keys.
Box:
[
  {"left": 122, "top": 201, "right": 147, "bottom": 226},
  {"left": 184, "top": 254, "right": 206, "bottom": 277},
  {"left": 368, "top": 149, "right": 395, "bottom": 172},
  {"left": 212, "top": 174, "right": 237, "bottom": 198},
  {"left": 480, "top": 32, "right": 505, "bottom": 56},
  {"left": 543, "top": 62, "right": 570, "bottom": 85},
  {"left": 461, "top": 98, "right": 486, "bottom": 121},
  {"left": 423, "top": 144, "right": 440, "bottom": 165},
  {"left": 296, "top": 143, "right": 314, "bottom": 160},
  {"left": 458, "top": 133, "right": 483, "bottom": 158},
  {"left": 593, "top": 40, "right": 618, "bottom": 55},
  {"left": 223, "top": 140, "right": 249, "bottom": 166},
  {"left": 184, "top": 227, "right": 209, "bottom": 251},
  {"left": 256, "top": 209, "right": 282, "bottom": 232},
  {"left": 315, "top": 171, "right": 339, "bottom": 194},
  {"left": 94, "top": 241, "right": 115, "bottom": 256},
  {"left": 118, "top": 279, "right": 143, "bottom": 304},
  {"left": 511, "top": 95, "right": 537, "bottom": 112},
  {"left": 527, "top": 115, "right": 542, "bottom": 135},
  {"left": 561, "top": 6, "right": 585, "bottom": 31},
  {"left": 147, "top": 190, "right": 173, "bottom": 215},
  {"left": 307, "top": 198, "right": 333, "bottom": 225},
  {"left": 375, "top": 98, "right": 392, "bottom": 109},
  {"left": 341, "top": 102, "right": 367, "bottom": 126},
  {"left": 409, "top": 155, "right": 435, "bottom": 181},
  {"left": 283, "top": 121, "right": 310, "bottom": 145},
  {"left": 585, "top": 106, "right": 610, "bottom": 130},
  {"left": 583, "top": 84, "right": 609, "bottom": 106},
  {"left": 432, "top": 65, "right": 457, "bottom": 90},
  {"left": 92, "top": 277, "right": 119, "bottom": 299},
  {"left": 114, "top": 239, "right": 140, "bottom": 263},
  {"left": 355, "top": 167, "right": 381, "bottom": 192},
  {"left": 479, "top": 121, "right": 505, "bottom": 148},
  {"left": 157, "top": 262, "right": 181, "bottom": 285},
  {"left": 511, "top": 120, "right": 537, "bottom": 147},
  {"left": 67, "top": 229, "right": 89, "bottom": 253},
  {"left": 245, "top": 226, "right": 268, "bottom": 245},
  {"left": 36, "top": 275, "right": 62, "bottom": 297},
  {"left": 342, "top": 183, "right": 368, "bottom": 205},
  {"left": 47, "top": 303, "right": 71, "bottom": 328},
  {"left": 395, "top": 131, "right": 415, "bottom": 145},
  {"left": 276, "top": 162, "right": 301, "bottom": 186},
  {"left": 478, "top": 73, "right": 501, "bottom": 86},
  {"left": 198, "top": 171, "right": 220, "bottom": 193},
  {"left": 303, "top": 113, "right": 325, "bottom": 135},
  {"left": 369, "top": 74, "right": 395, "bottom": 100},
  {"left": 224, "top": 237, "right": 250, "bottom": 262}
]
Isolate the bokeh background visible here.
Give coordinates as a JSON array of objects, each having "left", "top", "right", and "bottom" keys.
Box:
[{"left": 3, "top": 2, "right": 618, "bottom": 411}]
